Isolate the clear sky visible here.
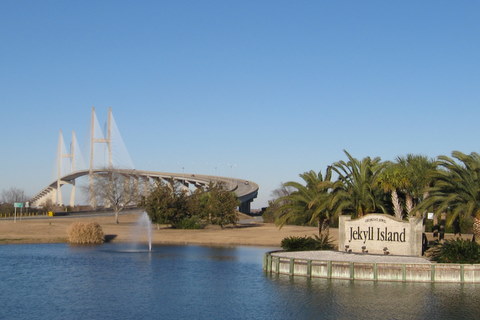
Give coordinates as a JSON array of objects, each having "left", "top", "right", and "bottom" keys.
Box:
[{"left": 1, "top": 1, "right": 479, "bottom": 209}]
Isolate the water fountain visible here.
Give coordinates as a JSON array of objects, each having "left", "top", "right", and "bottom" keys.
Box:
[{"left": 133, "top": 211, "right": 153, "bottom": 252}]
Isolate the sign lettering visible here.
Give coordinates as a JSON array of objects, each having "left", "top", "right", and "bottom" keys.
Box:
[{"left": 338, "top": 214, "right": 423, "bottom": 256}]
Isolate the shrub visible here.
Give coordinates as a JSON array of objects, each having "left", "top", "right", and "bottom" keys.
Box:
[
  {"left": 281, "top": 236, "right": 316, "bottom": 251},
  {"left": 313, "top": 234, "right": 335, "bottom": 250},
  {"left": 68, "top": 222, "right": 104, "bottom": 245},
  {"left": 281, "top": 234, "right": 334, "bottom": 251},
  {"left": 174, "top": 217, "right": 204, "bottom": 229},
  {"left": 430, "top": 238, "right": 480, "bottom": 263},
  {"left": 261, "top": 209, "right": 275, "bottom": 223}
]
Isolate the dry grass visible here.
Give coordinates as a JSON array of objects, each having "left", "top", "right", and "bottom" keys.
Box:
[
  {"left": 67, "top": 222, "right": 104, "bottom": 245},
  {"left": 0, "top": 211, "right": 474, "bottom": 248}
]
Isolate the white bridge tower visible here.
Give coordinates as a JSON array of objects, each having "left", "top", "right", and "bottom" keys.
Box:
[
  {"left": 55, "top": 130, "right": 77, "bottom": 207},
  {"left": 88, "top": 106, "right": 113, "bottom": 207}
]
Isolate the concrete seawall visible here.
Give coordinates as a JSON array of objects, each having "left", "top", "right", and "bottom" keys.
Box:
[{"left": 263, "top": 251, "right": 480, "bottom": 283}]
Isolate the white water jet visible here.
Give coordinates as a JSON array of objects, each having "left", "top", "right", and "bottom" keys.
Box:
[{"left": 136, "top": 211, "right": 152, "bottom": 252}]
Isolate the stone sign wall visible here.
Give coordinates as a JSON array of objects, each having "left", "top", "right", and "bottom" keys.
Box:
[{"left": 338, "top": 214, "right": 423, "bottom": 256}]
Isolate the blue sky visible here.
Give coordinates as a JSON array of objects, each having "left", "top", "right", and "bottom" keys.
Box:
[{"left": 1, "top": 1, "right": 479, "bottom": 208}]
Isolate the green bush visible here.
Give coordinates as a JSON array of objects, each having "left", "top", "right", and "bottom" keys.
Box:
[
  {"left": 281, "top": 236, "right": 317, "bottom": 251},
  {"left": 174, "top": 217, "right": 204, "bottom": 229},
  {"left": 430, "top": 238, "right": 480, "bottom": 263},
  {"left": 281, "top": 234, "right": 333, "bottom": 251},
  {"left": 261, "top": 209, "right": 275, "bottom": 223},
  {"left": 313, "top": 234, "right": 335, "bottom": 250}
]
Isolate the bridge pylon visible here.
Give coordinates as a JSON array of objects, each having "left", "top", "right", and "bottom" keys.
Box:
[
  {"left": 55, "top": 130, "right": 77, "bottom": 207},
  {"left": 89, "top": 106, "right": 113, "bottom": 208}
]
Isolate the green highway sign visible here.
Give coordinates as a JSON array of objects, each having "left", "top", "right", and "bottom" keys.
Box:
[{"left": 14, "top": 202, "right": 24, "bottom": 208}]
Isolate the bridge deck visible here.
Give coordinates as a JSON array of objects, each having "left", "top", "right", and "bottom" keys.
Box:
[{"left": 31, "top": 169, "right": 258, "bottom": 211}]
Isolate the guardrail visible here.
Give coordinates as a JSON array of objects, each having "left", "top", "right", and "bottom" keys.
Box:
[{"left": 0, "top": 212, "right": 48, "bottom": 218}]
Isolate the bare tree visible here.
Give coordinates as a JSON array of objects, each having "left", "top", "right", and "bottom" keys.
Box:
[
  {"left": 261, "top": 184, "right": 294, "bottom": 223},
  {"left": 91, "top": 170, "right": 140, "bottom": 224},
  {"left": 42, "top": 199, "right": 54, "bottom": 212},
  {"left": 1, "top": 187, "right": 27, "bottom": 204},
  {"left": 271, "top": 184, "right": 294, "bottom": 199}
]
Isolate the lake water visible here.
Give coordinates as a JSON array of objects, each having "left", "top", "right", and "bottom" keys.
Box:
[{"left": 0, "top": 243, "right": 479, "bottom": 320}]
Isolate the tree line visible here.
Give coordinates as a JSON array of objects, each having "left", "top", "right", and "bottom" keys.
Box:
[
  {"left": 0, "top": 187, "right": 29, "bottom": 214},
  {"left": 265, "top": 150, "right": 480, "bottom": 240},
  {"left": 142, "top": 181, "right": 239, "bottom": 229}
]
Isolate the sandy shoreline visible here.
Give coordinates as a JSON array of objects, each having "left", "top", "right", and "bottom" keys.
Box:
[{"left": 0, "top": 211, "right": 336, "bottom": 248}]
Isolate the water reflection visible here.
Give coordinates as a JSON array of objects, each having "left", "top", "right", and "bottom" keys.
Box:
[
  {"left": 0, "top": 244, "right": 478, "bottom": 320},
  {"left": 266, "top": 273, "right": 480, "bottom": 320}
]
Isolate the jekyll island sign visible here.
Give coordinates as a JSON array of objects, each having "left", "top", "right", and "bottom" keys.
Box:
[{"left": 338, "top": 214, "right": 423, "bottom": 256}]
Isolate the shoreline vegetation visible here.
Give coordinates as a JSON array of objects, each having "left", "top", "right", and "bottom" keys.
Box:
[
  {"left": 0, "top": 210, "right": 323, "bottom": 247},
  {"left": 0, "top": 210, "right": 468, "bottom": 248}
]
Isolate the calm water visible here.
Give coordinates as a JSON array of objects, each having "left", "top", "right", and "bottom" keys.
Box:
[{"left": 0, "top": 243, "right": 478, "bottom": 320}]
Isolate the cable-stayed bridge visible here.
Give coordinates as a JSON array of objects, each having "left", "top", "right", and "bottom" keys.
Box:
[{"left": 30, "top": 108, "right": 258, "bottom": 213}]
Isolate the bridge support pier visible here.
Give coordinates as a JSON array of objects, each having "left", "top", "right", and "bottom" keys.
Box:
[
  {"left": 69, "top": 180, "right": 76, "bottom": 207},
  {"left": 51, "top": 188, "right": 57, "bottom": 206},
  {"left": 142, "top": 176, "right": 150, "bottom": 197},
  {"left": 56, "top": 182, "right": 63, "bottom": 206},
  {"left": 239, "top": 200, "right": 252, "bottom": 214}
]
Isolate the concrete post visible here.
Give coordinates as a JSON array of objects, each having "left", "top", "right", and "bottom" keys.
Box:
[
  {"left": 239, "top": 200, "right": 251, "bottom": 214},
  {"left": 69, "top": 180, "right": 76, "bottom": 208},
  {"left": 338, "top": 215, "right": 349, "bottom": 252},
  {"left": 142, "top": 176, "right": 150, "bottom": 197},
  {"left": 409, "top": 216, "right": 424, "bottom": 256}
]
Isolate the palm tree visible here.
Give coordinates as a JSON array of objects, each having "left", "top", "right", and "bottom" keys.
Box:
[
  {"left": 418, "top": 151, "right": 480, "bottom": 240},
  {"left": 275, "top": 168, "right": 340, "bottom": 236},
  {"left": 331, "top": 150, "right": 387, "bottom": 217},
  {"left": 397, "top": 154, "right": 437, "bottom": 217},
  {"left": 377, "top": 161, "right": 407, "bottom": 219},
  {"left": 377, "top": 155, "right": 437, "bottom": 219}
]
